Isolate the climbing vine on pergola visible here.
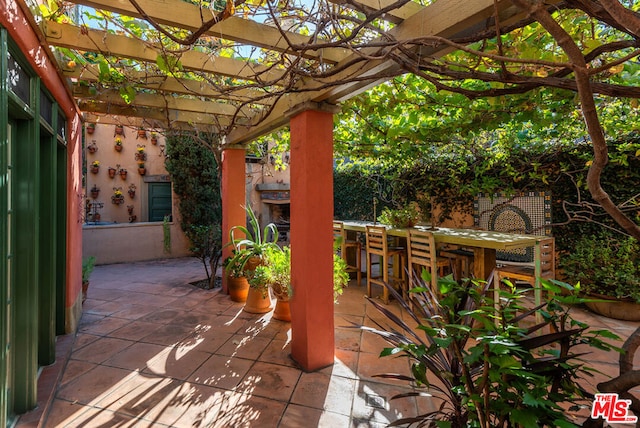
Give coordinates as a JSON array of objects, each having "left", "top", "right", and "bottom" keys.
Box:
[{"left": 37, "top": 0, "right": 640, "bottom": 239}]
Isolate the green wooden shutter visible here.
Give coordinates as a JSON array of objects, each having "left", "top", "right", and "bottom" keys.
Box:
[{"left": 148, "top": 182, "right": 172, "bottom": 222}]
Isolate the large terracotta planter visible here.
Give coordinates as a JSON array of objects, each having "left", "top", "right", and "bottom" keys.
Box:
[
  {"left": 228, "top": 276, "right": 250, "bottom": 302},
  {"left": 584, "top": 293, "right": 640, "bottom": 321},
  {"left": 273, "top": 299, "right": 291, "bottom": 321},
  {"left": 243, "top": 287, "right": 272, "bottom": 313}
]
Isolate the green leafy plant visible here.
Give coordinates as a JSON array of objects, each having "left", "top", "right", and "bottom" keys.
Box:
[
  {"left": 559, "top": 232, "right": 640, "bottom": 303},
  {"left": 82, "top": 256, "right": 96, "bottom": 284},
  {"left": 377, "top": 201, "right": 422, "bottom": 228},
  {"left": 359, "top": 272, "right": 621, "bottom": 427},
  {"left": 227, "top": 205, "right": 280, "bottom": 271}
]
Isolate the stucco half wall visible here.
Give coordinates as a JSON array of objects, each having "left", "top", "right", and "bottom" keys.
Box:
[{"left": 83, "top": 222, "right": 192, "bottom": 264}]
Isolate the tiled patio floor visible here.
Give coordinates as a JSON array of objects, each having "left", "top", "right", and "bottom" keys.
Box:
[{"left": 16, "top": 258, "right": 639, "bottom": 427}]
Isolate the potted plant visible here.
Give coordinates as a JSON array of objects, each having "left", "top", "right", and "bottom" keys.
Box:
[
  {"left": 137, "top": 162, "right": 146, "bottom": 175},
  {"left": 86, "top": 122, "right": 96, "bottom": 135},
  {"left": 128, "top": 183, "right": 136, "bottom": 199},
  {"left": 90, "top": 160, "right": 100, "bottom": 174},
  {"left": 111, "top": 188, "right": 125, "bottom": 205},
  {"left": 119, "top": 168, "right": 128, "bottom": 180},
  {"left": 114, "top": 137, "right": 123, "bottom": 152},
  {"left": 223, "top": 249, "right": 251, "bottom": 303},
  {"left": 249, "top": 245, "right": 288, "bottom": 318},
  {"left": 377, "top": 201, "right": 422, "bottom": 228},
  {"left": 108, "top": 166, "right": 117, "bottom": 178},
  {"left": 136, "top": 127, "right": 147, "bottom": 139},
  {"left": 82, "top": 256, "right": 96, "bottom": 304},
  {"left": 135, "top": 145, "right": 147, "bottom": 161},
  {"left": 559, "top": 231, "right": 640, "bottom": 320},
  {"left": 150, "top": 132, "right": 158, "bottom": 145},
  {"left": 114, "top": 124, "right": 124, "bottom": 136},
  {"left": 227, "top": 205, "right": 281, "bottom": 273},
  {"left": 87, "top": 141, "right": 98, "bottom": 154},
  {"left": 90, "top": 184, "right": 100, "bottom": 199}
]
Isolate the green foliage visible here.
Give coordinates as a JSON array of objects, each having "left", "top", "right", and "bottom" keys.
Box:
[
  {"left": 559, "top": 232, "right": 640, "bottom": 303},
  {"left": 377, "top": 202, "right": 422, "bottom": 227},
  {"left": 165, "top": 132, "right": 222, "bottom": 281},
  {"left": 333, "top": 253, "right": 349, "bottom": 300},
  {"left": 361, "top": 275, "right": 621, "bottom": 427},
  {"left": 162, "top": 215, "right": 171, "bottom": 254},
  {"left": 82, "top": 256, "right": 96, "bottom": 283},
  {"left": 226, "top": 205, "right": 281, "bottom": 273}
]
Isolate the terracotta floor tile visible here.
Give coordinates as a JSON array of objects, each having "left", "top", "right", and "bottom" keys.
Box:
[
  {"left": 188, "top": 328, "right": 233, "bottom": 354},
  {"left": 42, "top": 399, "right": 94, "bottom": 428},
  {"left": 258, "top": 338, "right": 296, "bottom": 367},
  {"left": 216, "top": 333, "right": 272, "bottom": 360},
  {"left": 70, "top": 337, "right": 134, "bottom": 364},
  {"left": 357, "top": 351, "right": 411, "bottom": 386},
  {"left": 280, "top": 403, "right": 351, "bottom": 428},
  {"left": 114, "top": 294, "right": 180, "bottom": 308},
  {"left": 291, "top": 371, "right": 356, "bottom": 416},
  {"left": 108, "top": 320, "right": 161, "bottom": 341},
  {"left": 143, "top": 346, "right": 212, "bottom": 380},
  {"left": 102, "top": 342, "right": 168, "bottom": 370},
  {"left": 135, "top": 308, "right": 181, "bottom": 324},
  {"left": 327, "top": 349, "right": 359, "bottom": 379},
  {"left": 351, "top": 380, "right": 418, "bottom": 426},
  {"left": 211, "top": 390, "right": 287, "bottom": 428},
  {"left": 335, "top": 327, "right": 363, "bottom": 352},
  {"left": 84, "top": 300, "right": 128, "bottom": 316},
  {"left": 58, "top": 360, "right": 97, "bottom": 387},
  {"left": 71, "top": 332, "right": 101, "bottom": 351},
  {"left": 360, "top": 328, "right": 393, "bottom": 354},
  {"left": 77, "top": 316, "right": 132, "bottom": 336},
  {"left": 238, "top": 361, "right": 302, "bottom": 402},
  {"left": 187, "top": 354, "right": 254, "bottom": 390},
  {"left": 56, "top": 365, "right": 137, "bottom": 405},
  {"left": 110, "top": 304, "right": 159, "bottom": 320},
  {"left": 139, "top": 323, "right": 195, "bottom": 346}
]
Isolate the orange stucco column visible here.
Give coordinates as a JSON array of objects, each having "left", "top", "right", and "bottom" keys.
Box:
[
  {"left": 289, "top": 103, "right": 339, "bottom": 371},
  {"left": 221, "top": 147, "right": 247, "bottom": 293}
]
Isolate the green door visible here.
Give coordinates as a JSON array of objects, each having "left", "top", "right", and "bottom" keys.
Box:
[
  {"left": 4, "top": 120, "right": 15, "bottom": 426},
  {"left": 148, "top": 182, "right": 172, "bottom": 222}
]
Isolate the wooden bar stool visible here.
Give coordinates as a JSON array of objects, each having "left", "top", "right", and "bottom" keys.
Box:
[
  {"left": 333, "top": 221, "right": 362, "bottom": 286},
  {"left": 365, "top": 225, "right": 406, "bottom": 304},
  {"left": 407, "top": 229, "right": 450, "bottom": 295},
  {"left": 493, "top": 237, "right": 555, "bottom": 324},
  {"left": 439, "top": 246, "right": 474, "bottom": 280}
]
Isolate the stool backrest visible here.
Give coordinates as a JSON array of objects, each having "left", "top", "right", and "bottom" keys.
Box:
[
  {"left": 365, "top": 225, "right": 387, "bottom": 257},
  {"left": 333, "top": 221, "right": 346, "bottom": 253},
  {"left": 537, "top": 237, "right": 555, "bottom": 278},
  {"left": 407, "top": 229, "right": 437, "bottom": 269}
]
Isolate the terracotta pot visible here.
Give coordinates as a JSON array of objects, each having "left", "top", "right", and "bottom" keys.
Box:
[
  {"left": 273, "top": 299, "right": 291, "bottom": 322},
  {"left": 244, "top": 256, "right": 262, "bottom": 272},
  {"left": 151, "top": 137, "right": 158, "bottom": 145},
  {"left": 108, "top": 168, "right": 116, "bottom": 178},
  {"left": 137, "top": 130, "right": 147, "bottom": 139},
  {"left": 243, "top": 287, "right": 272, "bottom": 313},
  {"left": 86, "top": 125, "right": 95, "bottom": 135},
  {"left": 88, "top": 144, "right": 98, "bottom": 154},
  {"left": 138, "top": 167, "right": 146, "bottom": 176},
  {"left": 228, "top": 276, "right": 250, "bottom": 302},
  {"left": 115, "top": 144, "right": 123, "bottom": 152},
  {"left": 90, "top": 166, "right": 99, "bottom": 174},
  {"left": 584, "top": 293, "right": 640, "bottom": 321},
  {"left": 115, "top": 125, "right": 124, "bottom": 135},
  {"left": 120, "top": 170, "right": 128, "bottom": 180},
  {"left": 128, "top": 190, "right": 135, "bottom": 198},
  {"left": 90, "top": 190, "right": 99, "bottom": 199}
]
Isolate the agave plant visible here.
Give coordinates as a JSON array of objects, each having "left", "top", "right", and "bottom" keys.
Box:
[
  {"left": 359, "top": 271, "right": 622, "bottom": 428},
  {"left": 227, "top": 205, "right": 281, "bottom": 273}
]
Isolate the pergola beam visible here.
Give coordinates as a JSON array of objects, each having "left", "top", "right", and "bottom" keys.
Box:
[
  {"left": 67, "top": 0, "right": 350, "bottom": 64},
  {"left": 71, "top": 84, "right": 255, "bottom": 117},
  {"left": 43, "top": 21, "right": 286, "bottom": 84},
  {"left": 63, "top": 65, "right": 273, "bottom": 104}
]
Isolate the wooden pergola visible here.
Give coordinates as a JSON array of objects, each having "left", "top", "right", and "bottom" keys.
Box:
[{"left": 36, "top": 0, "right": 532, "bottom": 371}]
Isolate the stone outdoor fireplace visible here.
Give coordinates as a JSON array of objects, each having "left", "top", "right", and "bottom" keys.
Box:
[{"left": 256, "top": 182, "right": 290, "bottom": 242}]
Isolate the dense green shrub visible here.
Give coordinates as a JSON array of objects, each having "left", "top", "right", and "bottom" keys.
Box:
[
  {"left": 165, "top": 132, "right": 222, "bottom": 286},
  {"left": 559, "top": 232, "right": 640, "bottom": 302}
]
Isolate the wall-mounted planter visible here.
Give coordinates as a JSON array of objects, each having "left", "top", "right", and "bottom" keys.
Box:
[{"left": 108, "top": 167, "right": 117, "bottom": 179}]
